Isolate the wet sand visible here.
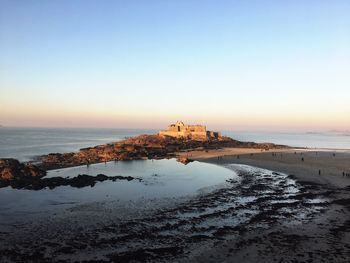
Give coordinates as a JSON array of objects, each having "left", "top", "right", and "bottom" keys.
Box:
[
  {"left": 188, "top": 149, "right": 350, "bottom": 263},
  {"left": 190, "top": 148, "right": 350, "bottom": 188}
]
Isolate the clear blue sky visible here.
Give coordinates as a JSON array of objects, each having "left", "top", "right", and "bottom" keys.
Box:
[{"left": 1, "top": 0, "right": 349, "bottom": 131}]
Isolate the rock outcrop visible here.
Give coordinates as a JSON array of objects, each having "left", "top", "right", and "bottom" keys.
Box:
[
  {"left": 6, "top": 173, "right": 138, "bottom": 190},
  {"left": 0, "top": 159, "right": 138, "bottom": 189},
  {"left": 176, "top": 156, "right": 194, "bottom": 165},
  {"left": 0, "top": 158, "right": 46, "bottom": 182}
]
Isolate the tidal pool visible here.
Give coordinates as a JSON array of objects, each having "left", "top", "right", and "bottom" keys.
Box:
[{"left": 0, "top": 159, "right": 238, "bottom": 224}]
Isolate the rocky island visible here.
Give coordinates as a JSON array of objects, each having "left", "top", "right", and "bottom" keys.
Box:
[{"left": 0, "top": 121, "right": 288, "bottom": 189}]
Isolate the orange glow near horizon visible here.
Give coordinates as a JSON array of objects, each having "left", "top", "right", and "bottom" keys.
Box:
[
  {"left": 1, "top": 1, "right": 350, "bottom": 132},
  {"left": 1, "top": 104, "right": 349, "bottom": 132}
]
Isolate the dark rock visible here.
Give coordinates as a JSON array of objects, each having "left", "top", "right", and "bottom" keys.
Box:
[
  {"left": 5, "top": 173, "right": 138, "bottom": 190},
  {"left": 0, "top": 158, "right": 46, "bottom": 182}
]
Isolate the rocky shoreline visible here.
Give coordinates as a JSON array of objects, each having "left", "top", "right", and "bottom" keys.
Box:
[{"left": 0, "top": 134, "right": 287, "bottom": 189}]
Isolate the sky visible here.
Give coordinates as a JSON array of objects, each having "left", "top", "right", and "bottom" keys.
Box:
[{"left": 0, "top": 0, "right": 349, "bottom": 131}]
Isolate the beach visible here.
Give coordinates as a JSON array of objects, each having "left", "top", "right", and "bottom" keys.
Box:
[
  {"left": 182, "top": 148, "right": 350, "bottom": 262},
  {"left": 181, "top": 148, "right": 350, "bottom": 188}
]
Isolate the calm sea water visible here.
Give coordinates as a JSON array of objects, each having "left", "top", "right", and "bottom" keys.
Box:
[
  {"left": 223, "top": 131, "right": 350, "bottom": 150},
  {"left": 0, "top": 127, "right": 349, "bottom": 161},
  {"left": 0, "top": 127, "right": 157, "bottom": 161}
]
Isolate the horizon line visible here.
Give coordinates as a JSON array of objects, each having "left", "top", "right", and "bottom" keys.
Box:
[{"left": 1, "top": 125, "right": 348, "bottom": 134}]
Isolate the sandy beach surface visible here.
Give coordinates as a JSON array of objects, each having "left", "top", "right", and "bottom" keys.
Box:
[
  {"left": 180, "top": 147, "right": 350, "bottom": 188},
  {"left": 182, "top": 148, "right": 350, "bottom": 263}
]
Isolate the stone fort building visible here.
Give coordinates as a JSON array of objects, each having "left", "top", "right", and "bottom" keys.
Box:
[{"left": 159, "top": 121, "right": 221, "bottom": 141}]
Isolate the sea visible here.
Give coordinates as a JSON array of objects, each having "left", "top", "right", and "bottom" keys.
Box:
[
  {"left": 0, "top": 127, "right": 349, "bottom": 161},
  {"left": 0, "top": 127, "right": 157, "bottom": 161}
]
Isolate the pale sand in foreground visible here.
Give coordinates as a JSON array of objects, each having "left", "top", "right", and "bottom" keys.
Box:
[{"left": 178, "top": 147, "right": 350, "bottom": 188}]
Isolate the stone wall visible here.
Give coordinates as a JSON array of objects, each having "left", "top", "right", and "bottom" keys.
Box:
[{"left": 159, "top": 121, "right": 220, "bottom": 141}]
